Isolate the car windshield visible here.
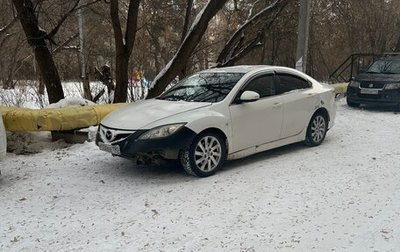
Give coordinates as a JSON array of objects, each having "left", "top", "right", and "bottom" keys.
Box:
[
  {"left": 157, "top": 72, "right": 244, "bottom": 102},
  {"left": 366, "top": 59, "right": 400, "bottom": 74}
]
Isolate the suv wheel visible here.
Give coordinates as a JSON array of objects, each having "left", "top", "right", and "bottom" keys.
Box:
[{"left": 346, "top": 98, "right": 360, "bottom": 107}]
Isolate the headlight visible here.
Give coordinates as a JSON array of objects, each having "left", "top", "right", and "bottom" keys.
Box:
[
  {"left": 349, "top": 80, "right": 360, "bottom": 88},
  {"left": 138, "top": 123, "right": 186, "bottom": 140},
  {"left": 384, "top": 83, "right": 400, "bottom": 90}
]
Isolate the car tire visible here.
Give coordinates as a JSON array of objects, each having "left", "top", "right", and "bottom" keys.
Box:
[
  {"left": 396, "top": 103, "right": 400, "bottom": 112},
  {"left": 305, "top": 113, "right": 328, "bottom": 147},
  {"left": 179, "top": 132, "right": 227, "bottom": 177},
  {"left": 346, "top": 98, "right": 360, "bottom": 108}
]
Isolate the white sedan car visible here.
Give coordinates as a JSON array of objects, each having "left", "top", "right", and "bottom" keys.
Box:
[{"left": 96, "top": 66, "right": 336, "bottom": 177}]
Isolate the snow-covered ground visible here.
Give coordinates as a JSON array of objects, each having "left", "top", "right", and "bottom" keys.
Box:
[{"left": 1, "top": 99, "right": 400, "bottom": 251}]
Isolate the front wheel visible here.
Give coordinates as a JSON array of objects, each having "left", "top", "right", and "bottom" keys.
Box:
[
  {"left": 346, "top": 98, "right": 360, "bottom": 107},
  {"left": 179, "top": 132, "right": 226, "bottom": 177},
  {"left": 305, "top": 113, "right": 328, "bottom": 147},
  {"left": 396, "top": 103, "right": 400, "bottom": 112}
]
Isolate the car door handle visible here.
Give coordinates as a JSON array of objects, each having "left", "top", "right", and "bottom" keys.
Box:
[{"left": 272, "top": 102, "right": 282, "bottom": 108}]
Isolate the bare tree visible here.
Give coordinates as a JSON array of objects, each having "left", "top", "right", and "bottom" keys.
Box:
[
  {"left": 12, "top": 0, "right": 65, "bottom": 104},
  {"left": 147, "top": 0, "right": 229, "bottom": 99},
  {"left": 12, "top": 0, "right": 101, "bottom": 104},
  {"left": 110, "top": 0, "right": 140, "bottom": 103},
  {"left": 216, "top": 0, "right": 290, "bottom": 67}
]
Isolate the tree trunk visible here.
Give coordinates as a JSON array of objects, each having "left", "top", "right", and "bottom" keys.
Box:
[
  {"left": 114, "top": 53, "right": 129, "bottom": 103},
  {"left": 147, "top": 0, "right": 229, "bottom": 99},
  {"left": 12, "top": 0, "right": 64, "bottom": 104},
  {"left": 179, "top": 0, "right": 194, "bottom": 79},
  {"left": 180, "top": 0, "right": 193, "bottom": 43},
  {"left": 110, "top": 0, "right": 140, "bottom": 103},
  {"left": 82, "top": 76, "right": 92, "bottom": 101}
]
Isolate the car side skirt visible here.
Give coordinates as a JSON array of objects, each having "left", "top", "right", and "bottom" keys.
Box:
[{"left": 227, "top": 130, "right": 306, "bottom": 160}]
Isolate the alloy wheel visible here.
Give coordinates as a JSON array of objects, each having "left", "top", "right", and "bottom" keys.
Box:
[
  {"left": 194, "top": 135, "right": 222, "bottom": 172},
  {"left": 310, "top": 115, "right": 326, "bottom": 143}
]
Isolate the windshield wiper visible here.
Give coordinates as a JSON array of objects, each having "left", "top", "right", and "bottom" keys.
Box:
[{"left": 157, "top": 95, "right": 186, "bottom": 101}]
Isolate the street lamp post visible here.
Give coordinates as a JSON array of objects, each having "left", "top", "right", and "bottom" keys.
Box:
[{"left": 296, "top": 0, "right": 312, "bottom": 73}]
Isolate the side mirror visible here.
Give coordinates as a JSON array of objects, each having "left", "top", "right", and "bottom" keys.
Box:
[{"left": 240, "top": 90, "right": 260, "bottom": 103}]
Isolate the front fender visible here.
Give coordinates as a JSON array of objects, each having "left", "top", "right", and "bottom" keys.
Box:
[
  {"left": 141, "top": 107, "right": 232, "bottom": 151},
  {"left": 185, "top": 111, "right": 230, "bottom": 135},
  {"left": 185, "top": 111, "right": 232, "bottom": 150}
]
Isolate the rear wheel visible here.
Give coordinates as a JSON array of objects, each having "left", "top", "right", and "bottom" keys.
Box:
[
  {"left": 179, "top": 132, "right": 226, "bottom": 177},
  {"left": 305, "top": 113, "right": 328, "bottom": 147}
]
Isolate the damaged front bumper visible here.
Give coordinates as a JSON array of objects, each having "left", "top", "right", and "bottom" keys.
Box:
[{"left": 95, "top": 124, "right": 197, "bottom": 164}]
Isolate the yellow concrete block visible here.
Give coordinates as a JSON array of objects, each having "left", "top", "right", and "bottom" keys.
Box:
[{"left": 0, "top": 103, "right": 126, "bottom": 132}]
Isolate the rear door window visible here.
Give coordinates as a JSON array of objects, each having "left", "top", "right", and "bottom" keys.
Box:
[{"left": 276, "top": 73, "right": 311, "bottom": 94}]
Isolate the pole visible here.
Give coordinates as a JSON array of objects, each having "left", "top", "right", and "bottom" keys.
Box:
[
  {"left": 296, "top": 0, "right": 312, "bottom": 73},
  {"left": 78, "top": 6, "right": 92, "bottom": 100},
  {"left": 78, "top": 8, "right": 85, "bottom": 79}
]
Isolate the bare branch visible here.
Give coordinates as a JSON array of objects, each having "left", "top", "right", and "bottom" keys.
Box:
[
  {"left": 216, "top": 0, "right": 290, "bottom": 67},
  {"left": 53, "top": 33, "right": 79, "bottom": 53},
  {"left": 47, "top": 0, "right": 102, "bottom": 40},
  {"left": 147, "top": 0, "right": 229, "bottom": 98},
  {"left": 46, "top": 0, "right": 80, "bottom": 41},
  {"left": 0, "top": 32, "right": 16, "bottom": 49},
  {"left": 247, "top": 0, "right": 262, "bottom": 20},
  {"left": 145, "top": 27, "right": 168, "bottom": 63},
  {"left": 0, "top": 17, "right": 18, "bottom": 37}
]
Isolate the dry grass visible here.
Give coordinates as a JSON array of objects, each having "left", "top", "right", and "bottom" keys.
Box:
[{"left": 331, "top": 83, "right": 348, "bottom": 94}]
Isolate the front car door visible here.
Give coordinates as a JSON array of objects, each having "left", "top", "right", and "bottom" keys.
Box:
[
  {"left": 229, "top": 73, "right": 283, "bottom": 153},
  {"left": 275, "top": 72, "right": 318, "bottom": 138}
]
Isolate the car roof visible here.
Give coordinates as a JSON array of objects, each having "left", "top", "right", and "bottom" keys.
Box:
[{"left": 200, "top": 65, "right": 274, "bottom": 74}]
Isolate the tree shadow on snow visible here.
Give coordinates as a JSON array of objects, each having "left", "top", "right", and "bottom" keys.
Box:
[
  {"left": 99, "top": 157, "right": 190, "bottom": 181},
  {"left": 219, "top": 142, "right": 309, "bottom": 174},
  {"left": 340, "top": 102, "right": 399, "bottom": 114},
  {"left": 98, "top": 139, "right": 333, "bottom": 180}
]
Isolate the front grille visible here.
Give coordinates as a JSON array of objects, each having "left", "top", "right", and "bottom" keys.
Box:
[
  {"left": 360, "top": 82, "right": 385, "bottom": 89},
  {"left": 98, "top": 125, "right": 135, "bottom": 144},
  {"left": 358, "top": 93, "right": 381, "bottom": 99}
]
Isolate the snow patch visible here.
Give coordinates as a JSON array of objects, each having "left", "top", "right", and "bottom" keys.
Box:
[
  {"left": 46, "top": 97, "right": 95, "bottom": 109},
  {"left": 0, "top": 113, "right": 6, "bottom": 160}
]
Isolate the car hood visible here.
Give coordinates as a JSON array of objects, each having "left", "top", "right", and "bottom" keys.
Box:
[
  {"left": 356, "top": 73, "right": 400, "bottom": 82},
  {"left": 101, "top": 99, "right": 212, "bottom": 130}
]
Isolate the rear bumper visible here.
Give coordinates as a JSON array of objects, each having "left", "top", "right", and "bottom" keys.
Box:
[{"left": 347, "top": 87, "right": 400, "bottom": 106}]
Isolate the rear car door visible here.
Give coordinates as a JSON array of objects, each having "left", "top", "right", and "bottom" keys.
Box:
[
  {"left": 229, "top": 73, "right": 283, "bottom": 152},
  {"left": 275, "top": 72, "right": 317, "bottom": 138}
]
